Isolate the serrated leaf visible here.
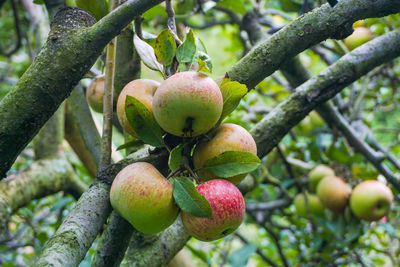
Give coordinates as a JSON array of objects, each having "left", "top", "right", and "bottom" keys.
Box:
[
  {"left": 173, "top": 177, "right": 212, "bottom": 217},
  {"left": 202, "top": 151, "right": 261, "bottom": 177},
  {"left": 169, "top": 144, "right": 183, "bottom": 172},
  {"left": 216, "top": 0, "right": 246, "bottom": 14},
  {"left": 154, "top": 29, "right": 177, "bottom": 67},
  {"left": 116, "top": 139, "right": 144, "bottom": 151},
  {"left": 177, "top": 29, "right": 196, "bottom": 64},
  {"left": 125, "top": 95, "right": 164, "bottom": 147},
  {"left": 134, "top": 34, "right": 164, "bottom": 73},
  {"left": 218, "top": 78, "right": 248, "bottom": 120}
]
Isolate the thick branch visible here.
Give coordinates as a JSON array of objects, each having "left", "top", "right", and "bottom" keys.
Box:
[
  {"left": 0, "top": 157, "right": 87, "bottom": 238},
  {"left": 228, "top": 0, "right": 400, "bottom": 88}
]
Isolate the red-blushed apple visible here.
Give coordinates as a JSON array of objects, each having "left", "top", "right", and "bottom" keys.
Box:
[
  {"left": 308, "top": 164, "right": 335, "bottom": 191},
  {"left": 193, "top": 123, "right": 257, "bottom": 185},
  {"left": 110, "top": 162, "right": 179, "bottom": 234},
  {"left": 344, "top": 27, "right": 373, "bottom": 51},
  {"left": 317, "top": 176, "right": 352, "bottom": 213},
  {"left": 350, "top": 180, "right": 393, "bottom": 221},
  {"left": 152, "top": 71, "right": 223, "bottom": 137},
  {"left": 86, "top": 78, "right": 105, "bottom": 113},
  {"left": 294, "top": 193, "right": 325, "bottom": 218},
  {"left": 181, "top": 179, "right": 245, "bottom": 241},
  {"left": 116, "top": 79, "right": 160, "bottom": 137}
]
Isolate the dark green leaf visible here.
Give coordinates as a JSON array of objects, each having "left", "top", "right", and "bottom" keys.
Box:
[
  {"left": 33, "top": 0, "right": 45, "bottom": 4},
  {"left": 154, "top": 29, "right": 177, "bottom": 67},
  {"left": 116, "top": 139, "right": 145, "bottom": 151},
  {"left": 202, "top": 151, "right": 261, "bottom": 177},
  {"left": 218, "top": 78, "right": 248, "bottom": 120},
  {"left": 169, "top": 144, "right": 183, "bottom": 172},
  {"left": 125, "top": 95, "right": 164, "bottom": 147},
  {"left": 228, "top": 244, "right": 257, "bottom": 267},
  {"left": 173, "top": 177, "right": 212, "bottom": 217},
  {"left": 134, "top": 34, "right": 164, "bottom": 73},
  {"left": 76, "top": 0, "right": 109, "bottom": 20},
  {"left": 216, "top": 0, "right": 246, "bottom": 14},
  {"left": 177, "top": 29, "right": 196, "bottom": 64}
]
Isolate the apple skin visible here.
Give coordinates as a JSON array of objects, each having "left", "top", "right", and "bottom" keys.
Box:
[
  {"left": 308, "top": 165, "right": 335, "bottom": 191},
  {"left": 116, "top": 79, "right": 160, "bottom": 137},
  {"left": 193, "top": 123, "right": 257, "bottom": 185},
  {"left": 86, "top": 78, "right": 105, "bottom": 113},
  {"left": 110, "top": 162, "right": 179, "bottom": 234},
  {"left": 152, "top": 71, "right": 223, "bottom": 137},
  {"left": 350, "top": 180, "right": 393, "bottom": 221},
  {"left": 181, "top": 179, "right": 245, "bottom": 241},
  {"left": 317, "top": 176, "right": 352, "bottom": 213},
  {"left": 344, "top": 27, "right": 373, "bottom": 51},
  {"left": 294, "top": 193, "right": 325, "bottom": 218}
]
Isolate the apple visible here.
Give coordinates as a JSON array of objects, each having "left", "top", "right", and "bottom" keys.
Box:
[
  {"left": 317, "top": 176, "right": 352, "bottom": 213},
  {"left": 193, "top": 123, "right": 257, "bottom": 185},
  {"left": 294, "top": 193, "right": 325, "bottom": 218},
  {"left": 181, "top": 179, "right": 245, "bottom": 241},
  {"left": 344, "top": 27, "right": 373, "bottom": 51},
  {"left": 110, "top": 162, "right": 179, "bottom": 234},
  {"left": 350, "top": 180, "right": 393, "bottom": 221},
  {"left": 152, "top": 71, "right": 223, "bottom": 137},
  {"left": 308, "top": 164, "right": 335, "bottom": 191},
  {"left": 86, "top": 78, "right": 105, "bottom": 113},
  {"left": 116, "top": 79, "right": 160, "bottom": 137}
]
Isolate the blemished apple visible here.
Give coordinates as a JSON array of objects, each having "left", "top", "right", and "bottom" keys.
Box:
[
  {"left": 350, "top": 180, "right": 393, "bottom": 221},
  {"left": 344, "top": 27, "right": 373, "bottom": 51},
  {"left": 317, "top": 176, "right": 352, "bottom": 213},
  {"left": 181, "top": 179, "right": 245, "bottom": 241},
  {"left": 152, "top": 71, "right": 223, "bottom": 137},
  {"left": 86, "top": 78, "right": 105, "bottom": 113},
  {"left": 294, "top": 193, "right": 325, "bottom": 218},
  {"left": 116, "top": 79, "right": 160, "bottom": 137},
  {"left": 193, "top": 123, "right": 257, "bottom": 185},
  {"left": 110, "top": 162, "right": 179, "bottom": 234},
  {"left": 308, "top": 164, "right": 335, "bottom": 191}
]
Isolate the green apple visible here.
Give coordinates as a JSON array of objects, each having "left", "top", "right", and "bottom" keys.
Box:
[
  {"left": 86, "top": 78, "right": 105, "bottom": 113},
  {"left": 350, "top": 180, "right": 393, "bottom": 221},
  {"left": 193, "top": 123, "right": 257, "bottom": 185},
  {"left": 344, "top": 27, "right": 373, "bottom": 51},
  {"left": 294, "top": 193, "right": 325, "bottom": 218},
  {"left": 317, "top": 176, "right": 352, "bottom": 213},
  {"left": 309, "top": 164, "right": 335, "bottom": 191},
  {"left": 152, "top": 71, "right": 223, "bottom": 137},
  {"left": 116, "top": 79, "right": 160, "bottom": 138},
  {"left": 110, "top": 162, "right": 179, "bottom": 234},
  {"left": 181, "top": 179, "right": 245, "bottom": 241}
]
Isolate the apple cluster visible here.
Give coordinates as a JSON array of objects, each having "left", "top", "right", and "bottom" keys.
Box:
[
  {"left": 109, "top": 71, "right": 258, "bottom": 241},
  {"left": 295, "top": 164, "right": 393, "bottom": 222}
]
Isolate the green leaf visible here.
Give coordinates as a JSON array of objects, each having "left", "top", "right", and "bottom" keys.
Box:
[
  {"left": 173, "top": 177, "right": 212, "bottom": 217},
  {"left": 33, "top": 0, "right": 45, "bottom": 4},
  {"left": 228, "top": 244, "right": 257, "bottom": 267},
  {"left": 76, "top": 0, "right": 109, "bottom": 20},
  {"left": 134, "top": 34, "right": 164, "bottom": 73},
  {"left": 116, "top": 139, "right": 145, "bottom": 151},
  {"left": 202, "top": 151, "right": 261, "bottom": 177},
  {"left": 125, "top": 95, "right": 164, "bottom": 148},
  {"left": 197, "top": 51, "right": 212, "bottom": 74},
  {"left": 177, "top": 29, "right": 196, "bottom": 64},
  {"left": 218, "top": 78, "right": 248, "bottom": 120},
  {"left": 154, "top": 29, "right": 177, "bottom": 67},
  {"left": 216, "top": 0, "right": 246, "bottom": 14},
  {"left": 169, "top": 144, "right": 183, "bottom": 172}
]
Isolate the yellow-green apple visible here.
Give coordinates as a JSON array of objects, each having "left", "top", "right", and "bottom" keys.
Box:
[
  {"left": 181, "top": 179, "right": 245, "bottom": 241},
  {"left": 86, "top": 78, "right": 105, "bottom": 113},
  {"left": 116, "top": 79, "right": 160, "bottom": 137},
  {"left": 317, "top": 176, "right": 352, "bottom": 213},
  {"left": 110, "top": 162, "right": 179, "bottom": 234},
  {"left": 308, "top": 165, "right": 335, "bottom": 191},
  {"left": 193, "top": 123, "right": 257, "bottom": 185},
  {"left": 152, "top": 71, "right": 223, "bottom": 137},
  {"left": 294, "top": 193, "right": 325, "bottom": 218},
  {"left": 344, "top": 27, "right": 373, "bottom": 51},
  {"left": 350, "top": 180, "right": 393, "bottom": 221}
]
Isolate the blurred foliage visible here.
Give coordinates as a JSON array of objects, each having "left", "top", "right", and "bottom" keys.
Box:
[{"left": 1, "top": 0, "right": 400, "bottom": 266}]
